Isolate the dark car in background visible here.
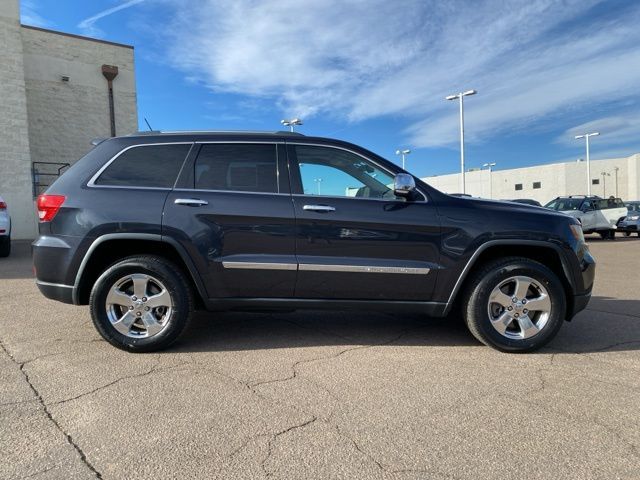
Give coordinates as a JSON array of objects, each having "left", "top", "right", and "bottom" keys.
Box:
[{"left": 32, "top": 131, "right": 595, "bottom": 353}]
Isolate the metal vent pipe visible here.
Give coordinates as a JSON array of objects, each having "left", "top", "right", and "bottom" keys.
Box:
[{"left": 101, "top": 64, "right": 119, "bottom": 137}]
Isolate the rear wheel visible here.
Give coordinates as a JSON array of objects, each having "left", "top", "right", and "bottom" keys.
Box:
[
  {"left": 0, "top": 236, "right": 10, "bottom": 257},
  {"left": 463, "top": 257, "right": 566, "bottom": 352},
  {"left": 90, "top": 255, "right": 194, "bottom": 352}
]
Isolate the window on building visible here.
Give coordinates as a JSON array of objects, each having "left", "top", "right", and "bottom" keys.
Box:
[
  {"left": 592, "top": 179, "right": 600, "bottom": 185},
  {"left": 95, "top": 144, "right": 191, "bottom": 188},
  {"left": 515, "top": 183, "right": 523, "bottom": 191},
  {"left": 195, "top": 144, "right": 278, "bottom": 193},
  {"left": 533, "top": 181, "right": 541, "bottom": 189}
]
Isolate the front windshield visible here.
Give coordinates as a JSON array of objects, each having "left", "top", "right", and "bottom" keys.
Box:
[
  {"left": 544, "top": 198, "right": 584, "bottom": 211},
  {"left": 627, "top": 202, "right": 640, "bottom": 212}
]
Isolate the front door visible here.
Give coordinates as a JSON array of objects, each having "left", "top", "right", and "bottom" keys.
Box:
[
  {"left": 287, "top": 143, "right": 441, "bottom": 301},
  {"left": 163, "top": 142, "right": 297, "bottom": 299}
]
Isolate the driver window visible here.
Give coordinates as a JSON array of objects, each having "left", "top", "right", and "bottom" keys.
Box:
[
  {"left": 294, "top": 145, "right": 395, "bottom": 199},
  {"left": 582, "top": 201, "right": 595, "bottom": 211}
]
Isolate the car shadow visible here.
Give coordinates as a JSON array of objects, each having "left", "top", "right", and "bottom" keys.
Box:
[{"left": 166, "top": 296, "right": 640, "bottom": 355}]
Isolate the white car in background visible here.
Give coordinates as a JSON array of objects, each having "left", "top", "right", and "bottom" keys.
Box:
[
  {"left": 544, "top": 195, "right": 628, "bottom": 239},
  {"left": 618, "top": 201, "right": 640, "bottom": 237},
  {"left": 0, "top": 195, "right": 11, "bottom": 257}
]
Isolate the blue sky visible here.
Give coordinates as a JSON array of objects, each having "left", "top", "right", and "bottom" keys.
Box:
[{"left": 21, "top": 0, "right": 640, "bottom": 178}]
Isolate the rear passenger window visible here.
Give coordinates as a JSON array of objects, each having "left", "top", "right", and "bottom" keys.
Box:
[
  {"left": 195, "top": 144, "right": 278, "bottom": 193},
  {"left": 95, "top": 144, "right": 191, "bottom": 188}
]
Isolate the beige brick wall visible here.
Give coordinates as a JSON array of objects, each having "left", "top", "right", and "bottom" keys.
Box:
[
  {"left": 0, "top": 2, "right": 137, "bottom": 240},
  {"left": 21, "top": 26, "right": 138, "bottom": 169},
  {"left": 0, "top": 0, "right": 35, "bottom": 239}
]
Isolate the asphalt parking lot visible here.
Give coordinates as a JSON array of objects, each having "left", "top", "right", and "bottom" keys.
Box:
[{"left": 1, "top": 237, "right": 639, "bottom": 480}]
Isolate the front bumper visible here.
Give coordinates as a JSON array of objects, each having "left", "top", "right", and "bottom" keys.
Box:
[{"left": 617, "top": 223, "right": 638, "bottom": 232}]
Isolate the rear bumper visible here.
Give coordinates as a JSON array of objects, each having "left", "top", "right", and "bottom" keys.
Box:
[{"left": 36, "top": 280, "right": 75, "bottom": 304}]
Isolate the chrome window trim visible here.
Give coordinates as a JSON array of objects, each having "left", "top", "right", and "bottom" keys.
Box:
[
  {"left": 298, "top": 264, "right": 430, "bottom": 275},
  {"left": 173, "top": 188, "right": 290, "bottom": 196},
  {"left": 286, "top": 142, "right": 428, "bottom": 202},
  {"left": 222, "top": 261, "right": 297, "bottom": 271},
  {"left": 87, "top": 142, "right": 194, "bottom": 188}
]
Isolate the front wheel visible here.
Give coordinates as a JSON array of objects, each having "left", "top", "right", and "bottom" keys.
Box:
[
  {"left": 90, "top": 255, "right": 194, "bottom": 352},
  {"left": 463, "top": 257, "right": 566, "bottom": 353}
]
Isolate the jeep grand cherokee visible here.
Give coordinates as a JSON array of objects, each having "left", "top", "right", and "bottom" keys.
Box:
[{"left": 32, "top": 131, "right": 595, "bottom": 353}]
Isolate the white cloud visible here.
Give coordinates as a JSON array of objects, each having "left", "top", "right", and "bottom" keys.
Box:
[
  {"left": 78, "top": 0, "right": 145, "bottom": 37},
  {"left": 164, "top": 0, "right": 640, "bottom": 148},
  {"left": 558, "top": 114, "right": 640, "bottom": 149}
]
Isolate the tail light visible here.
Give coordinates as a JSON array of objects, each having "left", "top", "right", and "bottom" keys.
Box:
[
  {"left": 36, "top": 194, "right": 66, "bottom": 222},
  {"left": 0, "top": 201, "right": 6, "bottom": 210}
]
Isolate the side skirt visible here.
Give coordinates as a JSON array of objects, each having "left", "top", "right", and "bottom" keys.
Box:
[{"left": 202, "top": 298, "right": 448, "bottom": 317}]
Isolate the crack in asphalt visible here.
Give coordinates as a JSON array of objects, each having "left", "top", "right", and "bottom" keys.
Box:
[
  {"left": 249, "top": 327, "right": 420, "bottom": 390},
  {"left": 261, "top": 416, "right": 318, "bottom": 477},
  {"left": 0, "top": 338, "right": 103, "bottom": 479},
  {"left": 49, "top": 360, "right": 191, "bottom": 406}
]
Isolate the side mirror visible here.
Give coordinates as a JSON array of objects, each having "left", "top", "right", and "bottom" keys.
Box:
[{"left": 394, "top": 173, "right": 416, "bottom": 198}]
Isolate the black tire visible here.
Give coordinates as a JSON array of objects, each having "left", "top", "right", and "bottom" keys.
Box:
[
  {"left": 90, "top": 255, "right": 194, "bottom": 352},
  {"left": 462, "top": 257, "right": 566, "bottom": 353},
  {"left": 0, "top": 236, "right": 10, "bottom": 257}
]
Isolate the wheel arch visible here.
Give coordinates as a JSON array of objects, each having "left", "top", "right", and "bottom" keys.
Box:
[
  {"left": 73, "top": 234, "right": 208, "bottom": 307},
  {"left": 445, "top": 240, "right": 577, "bottom": 319}
]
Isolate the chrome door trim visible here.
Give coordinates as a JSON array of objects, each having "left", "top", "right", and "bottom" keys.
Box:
[
  {"left": 298, "top": 264, "right": 430, "bottom": 274},
  {"left": 222, "top": 261, "right": 297, "bottom": 271}
]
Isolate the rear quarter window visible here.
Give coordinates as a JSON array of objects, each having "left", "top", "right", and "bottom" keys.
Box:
[{"left": 94, "top": 144, "right": 192, "bottom": 188}]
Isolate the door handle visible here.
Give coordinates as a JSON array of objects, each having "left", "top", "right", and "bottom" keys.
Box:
[
  {"left": 174, "top": 198, "right": 208, "bottom": 207},
  {"left": 303, "top": 204, "right": 336, "bottom": 212}
]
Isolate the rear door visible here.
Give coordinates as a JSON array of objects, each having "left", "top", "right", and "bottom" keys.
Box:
[
  {"left": 163, "top": 142, "right": 297, "bottom": 299},
  {"left": 287, "top": 143, "right": 441, "bottom": 301}
]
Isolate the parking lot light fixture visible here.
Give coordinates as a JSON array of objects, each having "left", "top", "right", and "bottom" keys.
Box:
[
  {"left": 574, "top": 132, "right": 600, "bottom": 195},
  {"left": 482, "top": 162, "right": 496, "bottom": 199},
  {"left": 446, "top": 89, "right": 477, "bottom": 194},
  {"left": 281, "top": 118, "right": 303, "bottom": 132},
  {"left": 396, "top": 149, "right": 411, "bottom": 169}
]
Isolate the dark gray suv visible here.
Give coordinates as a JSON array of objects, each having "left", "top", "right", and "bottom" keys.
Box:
[{"left": 33, "top": 131, "right": 595, "bottom": 353}]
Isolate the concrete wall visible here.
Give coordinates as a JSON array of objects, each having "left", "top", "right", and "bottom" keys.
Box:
[
  {"left": 423, "top": 154, "right": 640, "bottom": 204},
  {"left": 21, "top": 25, "right": 137, "bottom": 168},
  {"left": 0, "top": 1, "right": 137, "bottom": 240},
  {"left": 0, "top": 0, "right": 35, "bottom": 240}
]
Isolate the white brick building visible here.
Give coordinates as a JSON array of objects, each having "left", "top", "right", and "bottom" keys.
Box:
[
  {"left": 422, "top": 154, "right": 640, "bottom": 204},
  {"left": 0, "top": 0, "right": 137, "bottom": 239}
]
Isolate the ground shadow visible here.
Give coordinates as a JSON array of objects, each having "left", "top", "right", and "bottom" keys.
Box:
[{"left": 166, "top": 296, "right": 640, "bottom": 355}]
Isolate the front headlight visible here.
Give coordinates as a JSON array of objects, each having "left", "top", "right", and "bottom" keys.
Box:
[
  {"left": 569, "top": 223, "right": 585, "bottom": 243},
  {"left": 628, "top": 215, "right": 640, "bottom": 221}
]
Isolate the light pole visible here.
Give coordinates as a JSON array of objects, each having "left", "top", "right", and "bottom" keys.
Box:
[
  {"left": 395, "top": 149, "right": 411, "bottom": 169},
  {"left": 314, "top": 178, "right": 323, "bottom": 195},
  {"left": 483, "top": 162, "right": 496, "bottom": 199},
  {"left": 281, "top": 118, "right": 303, "bottom": 132},
  {"left": 601, "top": 171, "right": 610, "bottom": 197},
  {"left": 446, "top": 89, "right": 477, "bottom": 194},
  {"left": 614, "top": 166, "right": 619, "bottom": 197},
  {"left": 574, "top": 132, "right": 600, "bottom": 195}
]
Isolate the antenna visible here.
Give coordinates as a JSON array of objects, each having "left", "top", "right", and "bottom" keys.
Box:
[{"left": 144, "top": 117, "right": 153, "bottom": 131}]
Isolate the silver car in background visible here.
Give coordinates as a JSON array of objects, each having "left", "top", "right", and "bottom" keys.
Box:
[
  {"left": 0, "top": 195, "right": 11, "bottom": 257},
  {"left": 618, "top": 201, "right": 640, "bottom": 237}
]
